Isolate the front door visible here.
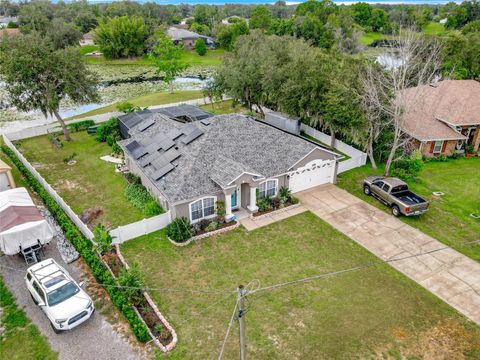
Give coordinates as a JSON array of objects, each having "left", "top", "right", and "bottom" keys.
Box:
[{"left": 231, "top": 189, "right": 238, "bottom": 209}]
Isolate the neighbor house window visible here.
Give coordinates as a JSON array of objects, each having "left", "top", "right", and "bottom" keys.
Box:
[
  {"left": 433, "top": 140, "right": 444, "bottom": 153},
  {"left": 190, "top": 197, "right": 216, "bottom": 222},
  {"left": 259, "top": 179, "right": 278, "bottom": 198}
]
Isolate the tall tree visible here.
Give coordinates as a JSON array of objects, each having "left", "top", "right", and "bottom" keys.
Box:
[
  {"left": 94, "top": 16, "right": 147, "bottom": 59},
  {"left": 0, "top": 34, "right": 99, "bottom": 140},
  {"left": 361, "top": 29, "right": 443, "bottom": 175},
  {"left": 249, "top": 6, "right": 272, "bottom": 30},
  {"left": 149, "top": 32, "right": 188, "bottom": 93}
]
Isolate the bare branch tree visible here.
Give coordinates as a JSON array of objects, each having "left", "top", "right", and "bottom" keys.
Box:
[{"left": 361, "top": 28, "right": 443, "bottom": 175}]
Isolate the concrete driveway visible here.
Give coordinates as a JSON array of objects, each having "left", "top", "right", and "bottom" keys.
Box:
[
  {"left": 297, "top": 184, "right": 480, "bottom": 325},
  {"left": 0, "top": 241, "right": 144, "bottom": 360}
]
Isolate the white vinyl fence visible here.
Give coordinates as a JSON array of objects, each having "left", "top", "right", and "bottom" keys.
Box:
[
  {"left": 3, "top": 134, "right": 95, "bottom": 241},
  {"left": 110, "top": 211, "right": 172, "bottom": 244},
  {"left": 300, "top": 124, "right": 367, "bottom": 174}
]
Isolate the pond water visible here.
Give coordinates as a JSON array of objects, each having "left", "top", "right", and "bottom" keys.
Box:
[
  {"left": 376, "top": 52, "right": 405, "bottom": 70},
  {"left": 0, "top": 66, "right": 211, "bottom": 131}
]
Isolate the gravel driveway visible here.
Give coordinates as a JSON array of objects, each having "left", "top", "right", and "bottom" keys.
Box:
[{"left": 0, "top": 241, "right": 144, "bottom": 360}]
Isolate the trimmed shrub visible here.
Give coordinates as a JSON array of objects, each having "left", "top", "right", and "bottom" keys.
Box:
[
  {"left": 166, "top": 217, "right": 193, "bottom": 242},
  {"left": 257, "top": 197, "right": 273, "bottom": 212},
  {"left": 118, "top": 263, "right": 145, "bottom": 307},
  {"left": 290, "top": 196, "right": 300, "bottom": 205},
  {"left": 93, "top": 224, "right": 112, "bottom": 255},
  {"left": 68, "top": 120, "right": 95, "bottom": 132},
  {"left": 391, "top": 149, "right": 423, "bottom": 180},
  {"left": 195, "top": 38, "right": 207, "bottom": 56},
  {"left": 1, "top": 145, "right": 150, "bottom": 342}
]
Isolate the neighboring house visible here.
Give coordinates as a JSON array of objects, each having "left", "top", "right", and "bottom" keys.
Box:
[
  {"left": 79, "top": 32, "right": 94, "bottom": 46},
  {"left": 118, "top": 113, "right": 339, "bottom": 224},
  {"left": 400, "top": 80, "right": 480, "bottom": 157},
  {"left": 221, "top": 16, "right": 247, "bottom": 25},
  {"left": 0, "top": 28, "right": 20, "bottom": 40},
  {"left": 0, "top": 16, "right": 17, "bottom": 28},
  {"left": 167, "top": 26, "right": 215, "bottom": 49}
]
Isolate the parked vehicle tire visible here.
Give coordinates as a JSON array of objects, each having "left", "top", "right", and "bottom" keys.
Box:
[
  {"left": 392, "top": 205, "right": 401, "bottom": 217},
  {"left": 363, "top": 185, "right": 371, "bottom": 196},
  {"left": 50, "top": 322, "right": 61, "bottom": 334}
]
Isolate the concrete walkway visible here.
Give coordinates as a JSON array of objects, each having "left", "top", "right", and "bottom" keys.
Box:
[
  {"left": 297, "top": 184, "right": 480, "bottom": 326},
  {"left": 240, "top": 205, "right": 307, "bottom": 231}
]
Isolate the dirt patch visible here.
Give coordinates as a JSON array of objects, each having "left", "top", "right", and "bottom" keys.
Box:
[
  {"left": 31, "top": 162, "right": 52, "bottom": 170},
  {"left": 56, "top": 179, "right": 81, "bottom": 192},
  {"left": 375, "top": 320, "right": 480, "bottom": 359},
  {"left": 80, "top": 207, "right": 104, "bottom": 227}
]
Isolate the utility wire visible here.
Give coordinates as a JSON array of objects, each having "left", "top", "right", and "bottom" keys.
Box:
[
  {"left": 0, "top": 263, "right": 234, "bottom": 295},
  {"left": 218, "top": 297, "right": 239, "bottom": 360},
  {"left": 250, "top": 239, "right": 480, "bottom": 295}
]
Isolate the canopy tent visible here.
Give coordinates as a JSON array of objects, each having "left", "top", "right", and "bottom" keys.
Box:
[{"left": 0, "top": 187, "right": 53, "bottom": 255}]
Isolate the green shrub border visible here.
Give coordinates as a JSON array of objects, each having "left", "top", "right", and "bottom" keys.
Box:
[{"left": 1, "top": 145, "right": 150, "bottom": 342}]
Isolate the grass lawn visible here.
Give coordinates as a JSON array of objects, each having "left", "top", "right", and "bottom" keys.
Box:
[
  {"left": 423, "top": 21, "right": 446, "bottom": 36},
  {"left": 337, "top": 157, "right": 480, "bottom": 262},
  {"left": 83, "top": 49, "right": 225, "bottom": 67},
  {"left": 68, "top": 90, "right": 204, "bottom": 120},
  {"left": 121, "top": 212, "right": 480, "bottom": 359},
  {"left": 199, "top": 99, "right": 247, "bottom": 115},
  {"left": 0, "top": 277, "right": 58, "bottom": 360},
  {"left": 359, "top": 31, "right": 385, "bottom": 45},
  {"left": 16, "top": 131, "right": 145, "bottom": 228},
  {"left": 79, "top": 44, "right": 99, "bottom": 56}
]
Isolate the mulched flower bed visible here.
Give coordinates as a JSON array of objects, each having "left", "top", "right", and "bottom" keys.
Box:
[
  {"left": 253, "top": 199, "right": 298, "bottom": 217},
  {"left": 100, "top": 247, "right": 174, "bottom": 348},
  {"left": 193, "top": 220, "right": 237, "bottom": 236}
]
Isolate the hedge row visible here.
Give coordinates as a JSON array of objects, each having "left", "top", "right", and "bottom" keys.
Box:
[{"left": 1, "top": 145, "right": 150, "bottom": 342}]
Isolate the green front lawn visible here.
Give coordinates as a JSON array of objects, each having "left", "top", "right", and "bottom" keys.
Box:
[
  {"left": 68, "top": 90, "right": 204, "bottom": 120},
  {"left": 0, "top": 277, "right": 58, "bottom": 360},
  {"left": 121, "top": 212, "right": 480, "bottom": 359},
  {"left": 16, "top": 132, "right": 145, "bottom": 228},
  {"left": 337, "top": 157, "right": 480, "bottom": 262},
  {"left": 83, "top": 49, "right": 225, "bottom": 67}
]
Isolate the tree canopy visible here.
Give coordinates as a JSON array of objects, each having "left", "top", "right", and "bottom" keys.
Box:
[{"left": 94, "top": 16, "right": 148, "bottom": 59}]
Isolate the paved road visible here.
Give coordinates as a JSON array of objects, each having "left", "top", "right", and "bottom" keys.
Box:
[
  {"left": 0, "top": 241, "right": 143, "bottom": 360},
  {"left": 297, "top": 184, "right": 480, "bottom": 325}
]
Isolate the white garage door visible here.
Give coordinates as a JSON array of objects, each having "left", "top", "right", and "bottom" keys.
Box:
[{"left": 288, "top": 159, "right": 335, "bottom": 193}]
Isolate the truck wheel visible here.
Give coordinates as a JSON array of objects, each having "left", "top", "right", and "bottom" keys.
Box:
[
  {"left": 392, "top": 205, "right": 401, "bottom": 217},
  {"left": 363, "top": 185, "right": 371, "bottom": 195},
  {"left": 50, "top": 322, "right": 61, "bottom": 334}
]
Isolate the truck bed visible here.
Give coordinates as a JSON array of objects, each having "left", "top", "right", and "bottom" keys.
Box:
[{"left": 392, "top": 190, "right": 426, "bottom": 205}]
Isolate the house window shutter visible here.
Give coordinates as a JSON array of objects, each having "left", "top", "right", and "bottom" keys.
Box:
[
  {"left": 441, "top": 141, "right": 447, "bottom": 153},
  {"left": 429, "top": 142, "right": 435, "bottom": 153}
]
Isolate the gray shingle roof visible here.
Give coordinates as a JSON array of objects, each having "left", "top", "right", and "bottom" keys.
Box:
[{"left": 119, "top": 114, "right": 332, "bottom": 203}]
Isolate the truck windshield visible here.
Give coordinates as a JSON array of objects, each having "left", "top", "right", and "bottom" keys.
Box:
[{"left": 47, "top": 282, "right": 80, "bottom": 306}]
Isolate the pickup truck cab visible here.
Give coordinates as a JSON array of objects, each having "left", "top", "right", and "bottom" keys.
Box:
[
  {"left": 363, "top": 176, "right": 429, "bottom": 217},
  {"left": 25, "top": 258, "right": 94, "bottom": 333}
]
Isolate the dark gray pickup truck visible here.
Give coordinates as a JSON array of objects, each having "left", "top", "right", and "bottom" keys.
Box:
[{"left": 363, "top": 176, "right": 429, "bottom": 217}]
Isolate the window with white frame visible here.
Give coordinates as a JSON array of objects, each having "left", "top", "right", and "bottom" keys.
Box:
[
  {"left": 259, "top": 179, "right": 278, "bottom": 198},
  {"left": 433, "top": 140, "right": 444, "bottom": 153},
  {"left": 190, "top": 197, "right": 215, "bottom": 222}
]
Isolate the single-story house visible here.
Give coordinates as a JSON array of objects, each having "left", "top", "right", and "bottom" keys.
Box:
[
  {"left": 118, "top": 113, "right": 339, "bottom": 223},
  {"left": 400, "top": 80, "right": 480, "bottom": 157},
  {"left": 167, "top": 26, "right": 215, "bottom": 49},
  {"left": 79, "top": 31, "right": 94, "bottom": 46},
  {"left": 0, "top": 16, "right": 17, "bottom": 28}
]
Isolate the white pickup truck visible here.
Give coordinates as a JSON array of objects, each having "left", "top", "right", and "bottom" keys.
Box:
[{"left": 25, "top": 258, "right": 94, "bottom": 333}]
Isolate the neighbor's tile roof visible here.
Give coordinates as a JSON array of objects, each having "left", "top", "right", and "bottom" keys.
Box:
[
  {"left": 119, "top": 114, "right": 334, "bottom": 203},
  {"left": 400, "top": 80, "right": 480, "bottom": 141}
]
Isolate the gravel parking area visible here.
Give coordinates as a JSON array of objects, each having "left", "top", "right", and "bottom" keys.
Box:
[{"left": 0, "top": 239, "right": 144, "bottom": 360}]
